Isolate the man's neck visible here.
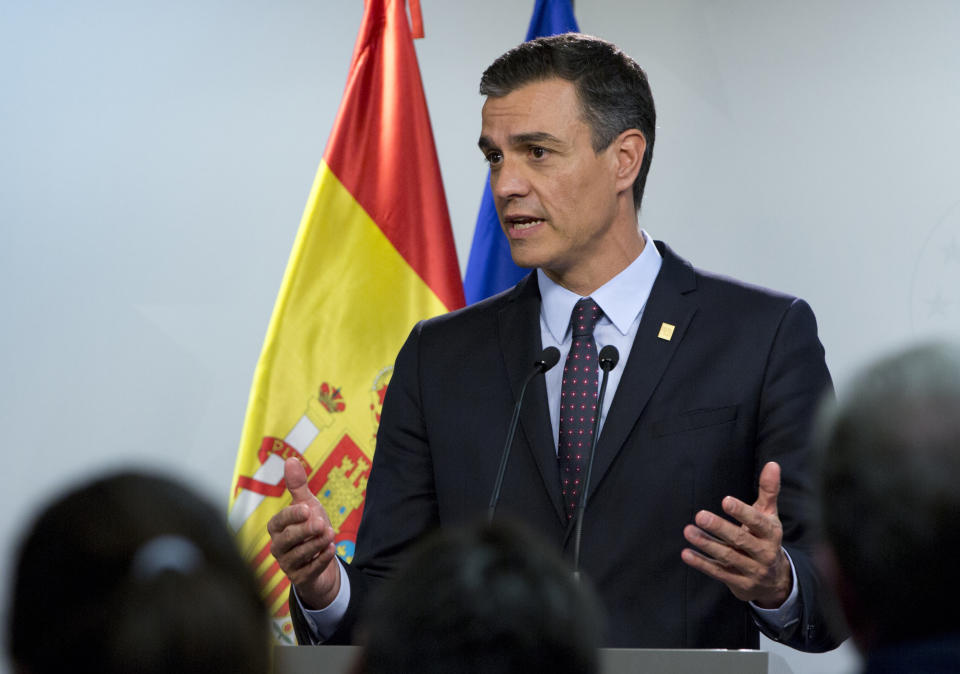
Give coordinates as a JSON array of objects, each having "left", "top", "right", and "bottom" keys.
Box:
[{"left": 543, "top": 229, "right": 646, "bottom": 296}]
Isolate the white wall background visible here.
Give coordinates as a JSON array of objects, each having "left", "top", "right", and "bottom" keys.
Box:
[{"left": 3, "top": 1, "right": 959, "bottom": 671}]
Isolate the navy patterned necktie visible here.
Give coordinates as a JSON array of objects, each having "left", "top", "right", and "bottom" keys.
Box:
[{"left": 558, "top": 297, "right": 603, "bottom": 520}]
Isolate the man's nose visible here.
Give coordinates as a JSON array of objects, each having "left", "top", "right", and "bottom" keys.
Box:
[{"left": 491, "top": 159, "right": 530, "bottom": 202}]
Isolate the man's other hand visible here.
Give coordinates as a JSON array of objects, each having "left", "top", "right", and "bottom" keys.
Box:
[
  {"left": 267, "top": 457, "right": 341, "bottom": 609},
  {"left": 681, "top": 461, "right": 792, "bottom": 608}
]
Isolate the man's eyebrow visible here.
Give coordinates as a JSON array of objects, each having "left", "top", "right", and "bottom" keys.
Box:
[
  {"left": 478, "top": 131, "right": 565, "bottom": 152},
  {"left": 509, "top": 131, "right": 564, "bottom": 146}
]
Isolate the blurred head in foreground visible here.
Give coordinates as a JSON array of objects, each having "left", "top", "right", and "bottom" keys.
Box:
[
  {"left": 7, "top": 470, "right": 269, "bottom": 674},
  {"left": 356, "top": 520, "right": 603, "bottom": 674},
  {"left": 814, "top": 342, "right": 960, "bottom": 657}
]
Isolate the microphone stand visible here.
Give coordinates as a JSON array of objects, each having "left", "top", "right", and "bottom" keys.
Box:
[
  {"left": 487, "top": 347, "right": 560, "bottom": 523},
  {"left": 572, "top": 345, "right": 619, "bottom": 581}
]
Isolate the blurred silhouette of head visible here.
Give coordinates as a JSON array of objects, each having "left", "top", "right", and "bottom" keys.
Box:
[
  {"left": 356, "top": 519, "right": 603, "bottom": 674},
  {"left": 7, "top": 470, "right": 270, "bottom": 674},
  {"left": 814, "top": 342, "right": 960, "bottom": 651}
]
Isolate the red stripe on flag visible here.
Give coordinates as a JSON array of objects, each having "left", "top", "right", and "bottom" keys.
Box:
[
  {"left": 324, "top": 0, "right": 464, "bottom": 312},
  {"left": 235, "top": 475, "right": 286, "bottom": 498},
  {"left": 252, "top": 541, "right": 273, "bottom": 569},
  {"left": 267, "top": 575, "right": 292, "bottom": 606},
  {"left": 259, "top": 560, "right": 283, "bottom": 590}
]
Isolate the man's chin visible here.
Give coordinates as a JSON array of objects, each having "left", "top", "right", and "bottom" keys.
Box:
[{"left": 506, "top": 245, "right": 543, "bottom": 270}]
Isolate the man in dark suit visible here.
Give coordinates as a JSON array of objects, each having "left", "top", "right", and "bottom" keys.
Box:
[{"left": 268, "top": 33, "right": 843, "bottom": 651}]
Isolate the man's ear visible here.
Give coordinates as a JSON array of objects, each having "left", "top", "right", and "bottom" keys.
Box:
[{"left": 612, "top": 129, "right": 646, "bottom": 197}]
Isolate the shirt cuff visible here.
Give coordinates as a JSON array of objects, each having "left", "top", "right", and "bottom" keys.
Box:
[
  {"left": 292, "top": 557, "right": 351, "bottom": 643},
  {"left": 749, "top": 547, "right": 800, "bottom": 630}
]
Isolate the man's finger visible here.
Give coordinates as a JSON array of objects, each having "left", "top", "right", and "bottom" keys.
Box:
[
  {"left": 754, "top": 461, "right": 781, "bottom": 516},
  {"left": 284, "top": 456, "right": 314, "bottom": 504},
  {"left": 684, "top": 522, "right": 770, "bottom": 575},
  {"left": 275, "top": 528, "right": 335, "bottom": 572},
  {"left": 719, "top": 498, "right": 775, "bottom": 541},
  {"left": 289, "top": 547, "right": 336, "bottom": 583},
  {"left": 681, "top": 547, "right": 750, "bottom": 593},
  {"left": 694, "top": 509, "right": 745, "bottom": 547},
  {"left": 266, "top": 503, "right": 310, "bottom": 536}
]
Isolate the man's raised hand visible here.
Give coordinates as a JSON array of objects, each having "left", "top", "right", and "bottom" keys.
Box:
[
  {"left": 681, "top": 461, "right": 792, "bottom": 608},
  {"left": 267, "top": 457, "right": 341, "bottom": 609}
]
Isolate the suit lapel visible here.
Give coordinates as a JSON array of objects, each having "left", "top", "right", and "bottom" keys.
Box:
[
  {"left": 565, "top": 242, "right": 699, "bottom": 538},
  {"left": 498, "top": 274, "right": 567, "bottom": 524}
]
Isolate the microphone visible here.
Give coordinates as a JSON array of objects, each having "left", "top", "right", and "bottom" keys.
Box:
[
  {"left": 488, "top": 346, "right": 561, "bottom": 523},
  {"left": 572, "top": 344, "right": 619, "bottom": 580}
]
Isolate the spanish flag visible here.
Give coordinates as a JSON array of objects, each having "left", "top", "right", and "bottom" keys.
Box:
[{"left": 228, "top": 0, "right": 463, "bottom": 643}]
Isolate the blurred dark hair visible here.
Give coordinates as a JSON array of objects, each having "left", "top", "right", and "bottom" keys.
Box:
[
  {"left": 480, "top": 33, "right": 656, "bottom": 212},
  {"left": 814, "top": 342, "right": 960, "bottom": 644},
  {"left": 7, "top": 470, "right": 270, "bottom": 674},
  {"left": 357, "top": 520, "right": 603, "bottom": 674}
]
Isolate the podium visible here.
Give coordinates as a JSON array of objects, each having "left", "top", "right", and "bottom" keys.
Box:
[{"left": 274, "top": 645, "right": 769, "bottom": 673}]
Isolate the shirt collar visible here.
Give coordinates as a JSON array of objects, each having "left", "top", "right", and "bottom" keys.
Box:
[{"left": 538, "top": 230, "right": 663, "bottom": 342}]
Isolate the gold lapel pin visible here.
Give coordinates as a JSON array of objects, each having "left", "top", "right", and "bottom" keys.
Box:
[{"left": 658, "top": 322, "right": 675, "bottom": 341}]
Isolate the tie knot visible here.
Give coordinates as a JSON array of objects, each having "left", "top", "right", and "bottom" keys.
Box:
[{"left": 571, "top": 298, "right": 602, "bottom": 337}]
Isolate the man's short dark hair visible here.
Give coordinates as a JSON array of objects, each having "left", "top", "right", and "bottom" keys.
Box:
[
  {"left": 480, "top": 33, "right": 656, "bottom": 212},
  {"left": 357, "top": 520, "right": 603, "bottom": 674},
  {"left": 814, "top": 342, "right": 960, "bottom": 644}
]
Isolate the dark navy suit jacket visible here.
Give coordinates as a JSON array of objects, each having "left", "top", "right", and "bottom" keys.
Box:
[{"left": 292, "top": 241, "right": 843, "bottom": 651}]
